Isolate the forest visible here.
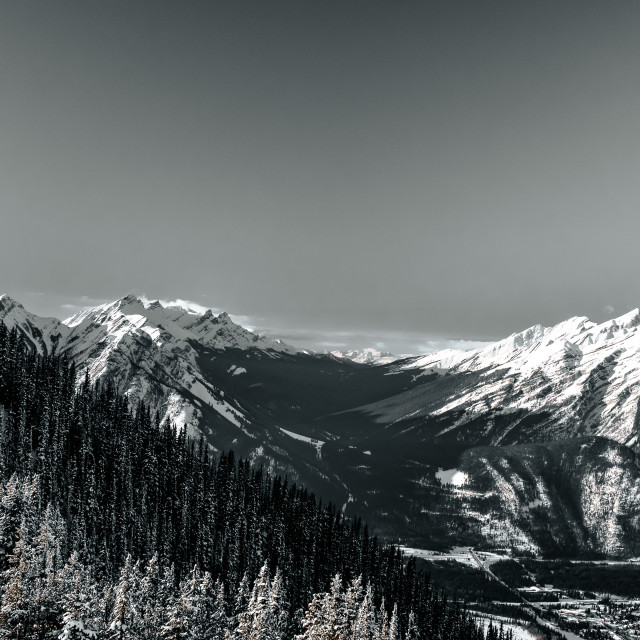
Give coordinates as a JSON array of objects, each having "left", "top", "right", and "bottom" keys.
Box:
[{"left": 0, "top": 322, "right": 502, "bottom": 639}]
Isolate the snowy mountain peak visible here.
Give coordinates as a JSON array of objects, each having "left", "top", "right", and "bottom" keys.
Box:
[
  {"left": 331, "top": 347, "right": 399, "bottom": 365},
  {"left": 48, "top": 294, "right": 296, "bottom": 435},
  {"left": 62, "top": 295, "right": 296, "bottom": 354},
  {"left": 118, "top": 292, "right": 143, "bottom": 306},
  {"left": 0, "top": 294, "right": 69, "bottom": 354},
  {"left": 403, "top": 307, "right": 640, "bottom": 447},
  {"left": 0, "top": 294, "right": 26, "bottom": 313}
]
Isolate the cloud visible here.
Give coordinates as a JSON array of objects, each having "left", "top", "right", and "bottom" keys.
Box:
[{"left": 604, "top": 304, "right": 615, "bottom": 315}]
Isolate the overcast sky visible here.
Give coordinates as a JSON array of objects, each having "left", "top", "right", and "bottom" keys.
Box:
[{"left": 2, "top": 1, "right": 640, "bottom": 354}]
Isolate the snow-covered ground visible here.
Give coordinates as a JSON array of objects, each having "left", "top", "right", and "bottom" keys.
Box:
[
  {"left": 475, "top": 615, "right": 539, "bottom": 640},
  {"left": 279, "top": 427, "right": 324, "bottom": 459},
  {"left": 436, "top": 468, "right": 468, "bottom": 486},
  {"left": 398, "top": 546, "right": 507, "bottom": 568}
]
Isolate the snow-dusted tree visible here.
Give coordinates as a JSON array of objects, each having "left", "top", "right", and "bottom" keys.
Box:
[
  {"left": 387, "top": 604, "right": 400, "bottom": 640},
  {"left": 267, "top": 568, "right": 289, "bottom": 640},
  {"left": 191, "top": 573, "right": 227, "bottom": 640},
  {"left": 160, "top": 565, "right": 201, "bottom": 640},
  {"left": 236, "top": 561, "right": 271, "bottom": 640},
  {"left": 0, "top": 518, "right": 31, "bottom": 636},
  {"left": 353, "top": 583, "right": 377, "bottom": 640},
  {"left": 343, "top": 575, "right": 362, "bottom": 638},
  {"left": 31, "top": 504, "right": 68, "bottom": 634},
  {"left": 296, "top": 573, "right": 360, "bottom": 640},
  {"left": 377, "top": 599, "right": 389, "bottom": 640},
  {"left": 324, "top": 573, "right": 348, "bottom": 640},
  {"left": 58, "top": 553, "right": 100, "bottom": 639},
  {"left": 404, "top": 611, "right": 419, "bottom": 640},
  {"left": 232, "top": 572, "right": 251, "bottom": 633},
  {"left": 107, "top": 554, "right": 136, "bottom": 640},
  {"left": 0, "top": 475, "right": 24, "bottom": 570},
  {"left": 295, "top": 589, "right": 326, "bottom": 640}
]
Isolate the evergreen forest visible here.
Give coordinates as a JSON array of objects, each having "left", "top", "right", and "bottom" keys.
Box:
[{"left": 0, "top": 322, "right": 503, "bottom": 639}]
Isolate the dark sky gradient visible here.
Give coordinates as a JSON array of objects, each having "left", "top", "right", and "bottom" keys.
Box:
[{"left": 2, "top": 1, "right": 640, "bottom": 353}]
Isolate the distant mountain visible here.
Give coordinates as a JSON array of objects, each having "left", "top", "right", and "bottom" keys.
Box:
[
  {"left": 3, "top": 294, "right": 640, "bottom": 557},
  {"left": 330, "top": 347, "right": 399, "bottom": 365},
  {"left": 0, "top": 294, "right": 69, "bottom": 353},
  {"left": 397, "top": 310, "right": 640, "bottom": 447}
]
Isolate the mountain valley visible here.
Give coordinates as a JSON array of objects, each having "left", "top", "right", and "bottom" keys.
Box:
[{"left": 2, "top": 293, "right": 640, "bottom": 558}]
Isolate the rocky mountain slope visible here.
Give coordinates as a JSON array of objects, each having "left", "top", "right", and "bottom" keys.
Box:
[
  {"left": 393, "top": 310, "right": 640, "bottom": 447},
  {"left": 3, "top": 293, "right": 640, "bottom": 557}
]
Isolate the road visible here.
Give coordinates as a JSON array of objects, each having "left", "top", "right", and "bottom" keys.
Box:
[{"left": 468, "top": 549, "right": 584, "bottom": 640}]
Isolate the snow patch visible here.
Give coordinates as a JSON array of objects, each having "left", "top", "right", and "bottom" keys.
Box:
[
  {"left": 279, "top": 427, "right": 324, "bottom": 459},
  {"left": 436, "top": 468, "right": 468, "bottom": 486}
]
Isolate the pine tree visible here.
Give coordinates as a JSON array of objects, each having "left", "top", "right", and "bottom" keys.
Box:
[
  {"left": 236, "top": 562, "right": 271, "bottom": 640},
  {"left": 404, "top": 611, "right": 419, "bottom": 640},
  {"left": 353, "top": 583, "right": 377, "bottom": 640},
  {"left": 388, "top": 604, "right": 400, "bottom": 640},
  {"left": 107, "top": 555, "right": 135, "bottom": 640},
  {"left": 58, "top": 553, "right": 99, "bottom": 639},
  {"left": 267, "top": 569, "right": 289, "bottom": 640}
]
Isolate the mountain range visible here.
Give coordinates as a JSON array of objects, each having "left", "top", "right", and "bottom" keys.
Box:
[{"left": 2, "top": 292, "right": 640, "bottom": 558}]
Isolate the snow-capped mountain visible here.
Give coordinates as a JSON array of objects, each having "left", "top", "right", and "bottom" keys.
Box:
[
  {"left": 396, "top": 309, "right": 640, "bottom": 448},
  {"left": 331, "top": 347, "right": 399, "bottom": 365},
  {"left": 0, "top": 293, "right": 299, "bottom": 439},
  {"left": 3, "top": 294, "right": 640, "bottom": 557},
  {"left": 63, "top": 294, "right": 299, "bottom": 438},
  {"left": 0, "top": 294, "right": 69, "bottom": 353}
]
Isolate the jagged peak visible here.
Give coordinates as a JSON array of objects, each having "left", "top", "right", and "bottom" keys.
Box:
[
  {"left": 0, "top": 294, "right": 24, "bottom": 310},
  {"left": 609, "top": 308, "right": 640, "bottom": 329},
  {"left": 118, "top": 292, "right": 142, "bottom": 306},
  {"left": 59, "top": 294, "right": 296, "bottom": 354}
]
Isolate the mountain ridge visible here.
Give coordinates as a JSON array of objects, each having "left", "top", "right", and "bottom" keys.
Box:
[{"left": 3, "top": 293, "right": 640, "bottom": 557}]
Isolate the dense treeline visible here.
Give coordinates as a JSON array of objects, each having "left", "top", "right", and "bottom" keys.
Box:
[{"left": 0, "top": 322, "right": 492, "bottom": 639}]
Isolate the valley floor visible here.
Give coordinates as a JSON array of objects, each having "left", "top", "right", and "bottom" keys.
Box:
[{"left": 401, "top": 546, "right": 640, "bottom": 639}]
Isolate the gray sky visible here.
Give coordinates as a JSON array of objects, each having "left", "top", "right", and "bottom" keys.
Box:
[{"left": 2, "top": 1, "right": 640, "bottom": 354}]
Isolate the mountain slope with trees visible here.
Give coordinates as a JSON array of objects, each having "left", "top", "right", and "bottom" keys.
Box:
[{"left": 0, "top": 321, "right": 492, "bottom": 639}]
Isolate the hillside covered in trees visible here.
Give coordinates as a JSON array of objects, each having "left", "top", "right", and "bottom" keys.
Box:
[{"left": 0, "top": 322, "right": 500, "bottom": 639}]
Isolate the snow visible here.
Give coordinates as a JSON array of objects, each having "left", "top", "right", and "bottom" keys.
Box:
[
  {"left": 279, "top": 428, "right": 324, "bottom": 459},
  {"left": 0, "top": 295, "right": 71, "bottom": 353},
  {"left": 363, "top": 450, "right": 372, "bottom": 455},
  {"left": 140, "top": 325, "right": 161, "bottom": 341},
  {"left": 436, "top": 468, "right": 468, "bottom": 486},
  {"left": 399, "top": 546, "right": 480, "bottom": 567},
  {"left": 523, "top": 498, "right": 542, "bottom": 511},
  {"left": 399, "top": 306, "right": 640, "bottom": 448},
  {"left": 22, "top": 293, "right": 305, "bottom": 438},
  {"left": 141, "top": 296, "right": 209, "bottom": 315},
  {"left": 63, "top": 294, "right": 298, "bottom": 355},
  {"left": 331, "top": 347, "right": 399, "bottom": 365},
  {"left": 475, "top": 614, "right": 538, "bottom": 640},
  {"left": 341, "top": 493, "right": 354, "bottom": 513}
]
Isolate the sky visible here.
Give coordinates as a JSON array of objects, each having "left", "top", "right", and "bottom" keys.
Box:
[{"left": 2, "top": 1, "right": 640, "bottom": 354}]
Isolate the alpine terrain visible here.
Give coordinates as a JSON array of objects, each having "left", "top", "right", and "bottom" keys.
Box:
[{"left": 2, "top": 293, "right": 640, "bottom": 558}]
